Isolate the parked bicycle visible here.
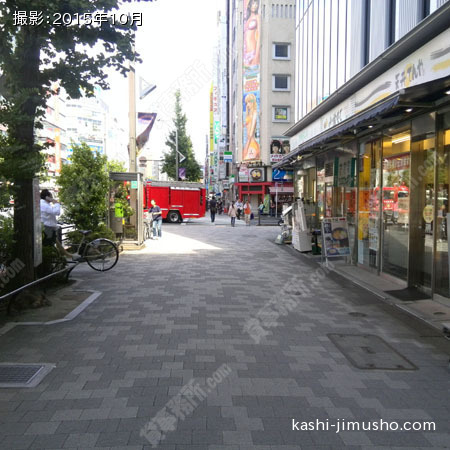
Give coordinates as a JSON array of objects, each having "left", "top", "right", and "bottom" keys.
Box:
[
  {"left": 45, "top": 229, "right": 119, "bottom": 274},
  {"left": 143, "top": 211, "right": 153, "bottom": 240}
]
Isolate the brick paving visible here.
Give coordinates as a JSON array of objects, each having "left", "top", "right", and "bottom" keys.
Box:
[{"left": 0, "top": 215, "right": 449, "bottom": 449}]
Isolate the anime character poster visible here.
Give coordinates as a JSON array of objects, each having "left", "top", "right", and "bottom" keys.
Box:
[
  {"left": 243, "top": 71, "right": 261, "bottom": 161},
  {"left": 242, "top": 0, "right": 261, "bottom": 162},
  {"left": 243, "top": 0, "right": 261, "bottom": 68}
]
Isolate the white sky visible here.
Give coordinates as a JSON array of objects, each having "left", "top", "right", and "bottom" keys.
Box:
[{"left": 102, "top": 0, "right": 223, "bottom": 166}]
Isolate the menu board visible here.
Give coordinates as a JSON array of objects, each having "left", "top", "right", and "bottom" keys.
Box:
[{"left": 322, "top": 217, "right": 351, "bottom": 257}]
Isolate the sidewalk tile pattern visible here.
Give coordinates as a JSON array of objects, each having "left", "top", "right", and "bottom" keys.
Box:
[{"left": 0, "top": 216, "right": 449, "bottom": 449}]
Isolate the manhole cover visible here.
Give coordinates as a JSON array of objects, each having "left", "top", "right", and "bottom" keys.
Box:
[
  {"left": 433, "top": 311, "right": 446, "bottom": 316},
  {"left": 0, "top": 363, "right": 55, "bottom": 388},
  {"left": 327, "top": 334, "right": 417, "bottom": 371},
  {"left": 348, "top": 312, "right": 367, "bottom": 317}
]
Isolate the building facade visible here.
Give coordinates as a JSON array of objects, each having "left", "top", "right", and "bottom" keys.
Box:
[
  {"left": 276, "top": 0, "right": 450, "bottom": 300},
  {"left": 224, "top": 0, "right": 296, "bottom": 211}
]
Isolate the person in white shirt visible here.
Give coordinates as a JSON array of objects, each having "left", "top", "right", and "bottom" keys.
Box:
[{"left": 40, "top": 189, "right": 73, "bottom": 258}]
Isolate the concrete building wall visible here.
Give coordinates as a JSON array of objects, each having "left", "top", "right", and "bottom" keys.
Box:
[{"left": 229, "top": 0, "right": 296, "bottom": 173}]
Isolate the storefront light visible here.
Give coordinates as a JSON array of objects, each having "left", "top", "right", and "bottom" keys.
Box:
[{"left": 392, "top": 135, "right": 411, "bottom": 144}]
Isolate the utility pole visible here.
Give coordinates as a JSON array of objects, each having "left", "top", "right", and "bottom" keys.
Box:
[{"left": 128, "top": 62, "right": 136, "bottom": 172}]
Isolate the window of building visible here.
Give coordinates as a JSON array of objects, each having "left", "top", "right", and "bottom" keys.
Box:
[
  {"left": 430, "top": 0, "right": 450, "bottom": 14},
  {"left": 272, "top": 75, "right": 291, "bottom": 91},
  {"left": 273, "top": 43, "right": 291, "bottom": 59},
  {"left": 272, "top": 106, "right": 290, "bottom": 122}
]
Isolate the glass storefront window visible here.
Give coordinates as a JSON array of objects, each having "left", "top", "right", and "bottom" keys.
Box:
[
  {"left": 317, "top": 167, "right": 325, "bottom": 221},
  {"left": 409, "top": 114, "right": 436, "bottom": 290},
  {"left": 358, "top": 139, "right": 382, "bottom": 269},
  {"left": 435, "top": 112, "right": 450, "bottom": 298},
  {"left": 381, "top": 125, "right": 411, "bottom": 280},
  {"left": 335, "top": 151, "right": 357, "bottom": 254}
]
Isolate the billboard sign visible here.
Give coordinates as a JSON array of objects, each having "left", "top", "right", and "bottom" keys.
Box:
[{"left": 242, "top": 0, "right": 261, "bottom": 162}]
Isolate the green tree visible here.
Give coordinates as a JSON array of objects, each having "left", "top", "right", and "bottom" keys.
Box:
[
  {"left": 161, "top": 90, "right": 202, "bottom": 182},
  {"left": 107, "top": 159, "right": 127, "bottom": 174},
  {"left": 0, "top": 0, "right": 149, "bottom": 282},
  {"left": 58, "top": 143, "right": 109, "bottom": 231}
]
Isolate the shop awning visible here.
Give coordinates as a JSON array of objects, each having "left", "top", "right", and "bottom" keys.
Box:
[
  {"left": 273, "top": 94, "right": 401, "bottom": 170},
  {"left": 269, "top": 185, "right": 294, "bottom": 194}
]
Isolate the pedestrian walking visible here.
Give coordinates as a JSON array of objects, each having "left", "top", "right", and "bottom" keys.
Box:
[
  {"left": 210, "top": 196, "right": 217, "bottom": 223},
  {"left": 40, "top": 189, "right": 76, "bottom": 259},
  {"left": 235, "top": 199, "right": 243, "bottom": 220},
  {"left": 258, "top": 201, "right": 264, "bottom": 217},
  {"left": 244, "top": 199, "right": 252, "bottom": 226},
  {"left": 270, "top": 199, "right": 276, "bottom": 217},
  {"left": 218, "top": 199, "right": 223, "bottom": 215},
  {"left": 228, "top": 201, "right": 237, "bottom": 227},
  {"left": 149, "top": 199, "right": 162, "bottom": 238}
]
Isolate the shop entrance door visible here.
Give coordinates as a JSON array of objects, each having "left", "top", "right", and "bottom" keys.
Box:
[
  {"left": 381, "top": 126, "right": 411, "bottom": 281},
  {"left": 408, "top": 114, "right": 436, "bottom": 294},
  {"left": 434, "top": 111, "right": 450, "bottom": 299}
]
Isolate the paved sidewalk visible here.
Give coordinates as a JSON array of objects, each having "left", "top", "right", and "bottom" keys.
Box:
[{"left": 0, "top": 219, "right": 449, "bottom": 449}]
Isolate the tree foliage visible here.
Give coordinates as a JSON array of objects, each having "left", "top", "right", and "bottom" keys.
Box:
[
  {"left": 58, "top": 143, "right": 109, "bottom": 231},
  {"left": 0, "top": 0, "right": 150, "bottom": 279},
  {"left": 107, "top": 159, "right": 127, "bottom": 173},
  {"left": 161, "top": 90, "right": 202, "bottom": 182}
]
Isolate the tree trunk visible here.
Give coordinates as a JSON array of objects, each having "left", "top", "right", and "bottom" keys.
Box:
[
  {"left": 13, "top": 179, "right": 36, "bottom": 283},
  {"left": 10, "top": 29, "right": 42, "bottom": 285}
]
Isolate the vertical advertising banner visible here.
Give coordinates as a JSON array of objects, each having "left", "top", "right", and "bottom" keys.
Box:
[
  {"left": 136, "top": 113, "right": 157, "bottom": 153},
  {"left": 243, "top": 0, "right": 261, "bottom": 162}
]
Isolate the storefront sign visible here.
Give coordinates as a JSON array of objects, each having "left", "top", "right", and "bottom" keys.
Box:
[
  {"left": 249, "top": 167, "right": 264, "bottom": 182},
  {"left": 290, "top": 29, "right": 450, "bottom": 151},
  {"left": 384, "top": 154, "right": 410, "bottom": 171},
  {"left": 336, "top": 157, "right": 356, "bottom": 187},
  {"left": 322, "top": 217, "right": 351, "bottom": 257},
  {"left": 423, "top": 205, "right": 434, "bottom": 223},
  {"left": 270, "top": 139, "right": 290, "bottom": 163},
  {"left": 369, "top": 227, "right": 378, "bottom": 251},
  {"left": 224, "top": 151, "right": 233, "bottom": 162},
  {"left": 239, "top": 165, "right": 249, "bottom": 182},
  {"left": 272, "top": 169, "right": 293, "bottom": 181}
]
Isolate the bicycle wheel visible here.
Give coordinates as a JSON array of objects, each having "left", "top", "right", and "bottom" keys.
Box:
[
  {"left": 84, "top": 239, "right": 119, "bottom": 271},
  {"left": 144, "top": 222, "right": 152, "bottom": 240}
]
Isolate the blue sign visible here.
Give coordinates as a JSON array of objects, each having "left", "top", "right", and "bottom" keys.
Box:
[{"left": 272, "top": 169, "right": 293, "bottom": 181}]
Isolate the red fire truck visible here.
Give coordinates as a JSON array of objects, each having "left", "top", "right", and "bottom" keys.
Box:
[{"left": 143, "top": 181, "right": 207, "bottom": 223}]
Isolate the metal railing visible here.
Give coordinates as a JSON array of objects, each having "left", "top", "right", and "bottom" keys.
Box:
[{"left": 0, "top": 266, "right": 70, "bottom": 315}]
